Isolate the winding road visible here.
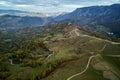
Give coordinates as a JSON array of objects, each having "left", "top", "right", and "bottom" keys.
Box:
[
  {"left": 9, "top": 59, "right": 14, "bottom": 65},
  {"left": 43, "top": 49, "right": 55, "bottom": 62},
  {"left": 101, "top": 43, "right": 107, "bottom": 51},
  {"left": 67, "top": 55, "right": 96, "bottom": 80},
  {"left": 81, "top": 34, "right": 120, "bottom": 45},
  {"left": 67, "top": 44, "right": 107, "bottom": 80},
  {"left": 69, "top": 28, "right": 80, "bottom": 37},
  {"left": 74, "top": 28, "right": 80, "bottom": 36}
]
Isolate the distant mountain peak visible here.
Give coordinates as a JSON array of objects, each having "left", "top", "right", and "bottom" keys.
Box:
[
  {"left": 111, "top": 4, "right": 120, "bottom": 6},
  {"left": 54, "top": 4, "right": 120, "bottom": 37}
]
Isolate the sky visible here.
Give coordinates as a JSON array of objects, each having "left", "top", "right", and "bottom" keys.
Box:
[{"left": 0, "top": 0, "right": 120, "bottom": 13}]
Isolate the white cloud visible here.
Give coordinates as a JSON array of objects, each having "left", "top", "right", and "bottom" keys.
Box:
[
  {"left": 0, "top": 1, "right": 12, "bottom": 6},
  {"left": 15, "top": 4, "right": 29, "bottom": 7},
  {"left": 0, "top": 0, "right": 120, "bottom": 13},
  {"left": 0, "top": 1, "right": 7, "bottom": 5}
]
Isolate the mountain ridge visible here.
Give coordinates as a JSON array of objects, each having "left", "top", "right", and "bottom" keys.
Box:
[
  {"left": 54, "top": 4, "right": 120, "bottom": 37},
  {"left": 0, "top": 4, "right": 120, "bottom": 37}
]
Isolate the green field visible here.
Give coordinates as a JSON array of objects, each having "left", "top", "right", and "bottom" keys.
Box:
[{"left": 0, "top": 23, "right": 120, "bottom": 80}]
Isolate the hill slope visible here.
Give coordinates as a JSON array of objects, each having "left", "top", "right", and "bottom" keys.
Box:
[
  {"left": 54, "top": 4, "right": 120, "bottom": 37},
  {"left": 0, "top": 23, "right": 120, "bottom": 80}
]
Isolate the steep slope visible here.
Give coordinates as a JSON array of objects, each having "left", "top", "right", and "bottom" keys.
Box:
[
  {"left": 54, "top": 4, "right": 120, "bottom": 37},
  {"left": 0, "top": 23, "right": 120, "bottom": 80},
  {"left": 41, "top": 23, "right": 120, "bottom": 80},
  {"left": 1, "top": 4, "right": 120, "bottom": 37}
]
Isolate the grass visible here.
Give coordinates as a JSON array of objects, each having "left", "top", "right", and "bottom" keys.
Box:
[
  {"left": 46, "top": 38, "right": 79, "bottom": 62},
  {"left": 8, "top": 65, "right": 26, "bottom": 73},
  {"left": 80, "top": 39, "right": 106, "bottom": 53},
  {"left": 73, "top": 65, "right": 109, "bottom": 80},
  {"left": 7, "top": 63, "right": 48, "bottom": 79},
  {"left": 6, "top": 36, "right": 119, "bottom": 80},
  {"left": 41, "top": 34, "right": 110, "bottom": 80},
  {"left": 42, "top": 54, "right": 110, "bottom": 80},
  {"left": 2, "top": 23, "right": 120, "bottom": 80},
  {"left": 6, "top": 37, "right": 81, "bottom": 80},
  {"left": 7, "top": 65, "right": 31, "bottom": 79},
  {"left": 42, "top": 54, "right": 90, "bottom": 80},
  {"left": 101, "top": 55, "right": 120, "bottom": 79},
  {"left": 102, "top": 43, "right": 120, "bottom": 55},
  {"left": 41, "top": 35, "right": 120, "bottom": 80}
]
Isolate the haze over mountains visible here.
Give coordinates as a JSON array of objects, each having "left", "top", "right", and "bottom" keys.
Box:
[
  {"left": 0, "top": 3, "right": 120, "bottom": 80},
  {"left": 0, "top": 9, "right": 66, "bottom": 17},
  {"left": 0, "top": 4, "right": 120, "bottom": 37},
  {"left": 55, "top": 4, "right": 120, "bottom": 37}
]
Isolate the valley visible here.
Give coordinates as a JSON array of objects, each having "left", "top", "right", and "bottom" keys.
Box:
[
  {"left": 0, "top": 3, "right": 120, "bottom": 80},
  {"left": 0, "top": 23, "right": 120, "bottom": 80}
]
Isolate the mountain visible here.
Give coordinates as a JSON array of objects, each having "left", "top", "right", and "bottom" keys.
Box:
[
  {"left": 0, "top": 9, "right": 29, "bottom": 17},
  {"left": 0, "top": 3, "right": 120, "bottom": 80},
  {"left": 0, "top": 10, "right": 52, "bottom": 29},
  {"left": 0, "top": 9, "right": 28, "bottom": 14},
  {"left": 0, "top": 23, "right": 120, "bottom": 80},
  {"left": 0, "top": 4, "right": 120, "bottom": 37},
  {"left": 0, "top": 9, "right": 67, "bottom": 17},
  {"left": 0, "top": 9, "right": 51, "bottom": 17},
  {"left": 0, "top": 10, "right": 66, "bottom": 29},
  {"left": 54, "top": 4, "right": 120, "bottom": 37},
  {"left": 0, "top": 15, "right": 47, "bottom": 29}
]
